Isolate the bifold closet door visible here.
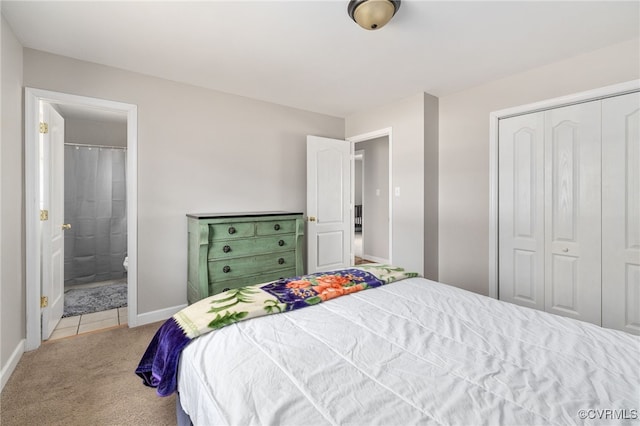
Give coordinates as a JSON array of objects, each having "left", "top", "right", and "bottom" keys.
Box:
[
  {"left": 544, "top": 101, "right": 602, "bottom": 326},
  {"left": 602, "top": 92, "right": 640, "bottom": 335},
  {"left": 498, "top": 112, "right": 545, "bottom": 311}
]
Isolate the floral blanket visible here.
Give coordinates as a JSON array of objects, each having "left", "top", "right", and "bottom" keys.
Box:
[{"left": 135, "top": 264, "right": 418, "bottom": 396}]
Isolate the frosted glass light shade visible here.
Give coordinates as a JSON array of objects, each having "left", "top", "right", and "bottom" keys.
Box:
[{"left": 348, "top": 0, "right": 401, "bottom": 30}]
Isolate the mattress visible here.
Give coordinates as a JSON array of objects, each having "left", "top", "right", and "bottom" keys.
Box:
[{"left": 176, "top": 277, "right": 640, "bottom": 425}]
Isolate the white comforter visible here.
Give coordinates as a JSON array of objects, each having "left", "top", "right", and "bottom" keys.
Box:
[{"left": 177, "top": 277, "right": 640, "bottom": 425}]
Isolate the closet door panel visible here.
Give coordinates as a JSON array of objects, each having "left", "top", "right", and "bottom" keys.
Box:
[
  {"left": 544, "top": 101, "right": 601, "bottom": 325},
  {"left": 602, "top": 92, "right": 640, "bottom": 335},
  {"left": 498, "top": 112, "right": 545, "bottom": 310}
]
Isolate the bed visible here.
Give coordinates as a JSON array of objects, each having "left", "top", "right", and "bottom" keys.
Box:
[{"left": 137, "top": 266, "right": 640, "bottom": 425}]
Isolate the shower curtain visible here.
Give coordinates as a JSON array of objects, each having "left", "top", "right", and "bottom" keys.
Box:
[{"left": 64, "top": 145, "right": 127, "bottom": 286}]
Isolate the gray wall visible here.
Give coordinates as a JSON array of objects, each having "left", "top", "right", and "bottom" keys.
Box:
[
  {"left": 22, "top": 48, "right": 344, "bottom": 316},
  {"left": 355, "top": 136, "right": 389, "bottom": 261},
  {"left": 438, "top": 37, "right": 640, "bottom": 296},
  {"left": 346, "top": 93, "right": 439, "bottom": 276},
  {"left": 1, "top": 16, "right": 25, "bottom": 375},
  {"left": 423, "top": 94, "right": 439, "bottom": 281},
  {"left": 65, "top": 117, "right": 127, "bottom": 147},
  {"left": 354, "top": 155, "right": 362, "bottom": 206}
]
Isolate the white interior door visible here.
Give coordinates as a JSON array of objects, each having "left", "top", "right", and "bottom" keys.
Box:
[
  {"left": 498, "top": 111, "right": 545, "bottom": 311},
  {"left": 41, "top": 102, "right": 65, "bottom": 340},
  {"left": 544, "top": 101, "right": 602, "bottom": 326},
  {"left": 602, "top": 92, "right": 640, "bottom": 335},
  {"left": 306, "top": 135, "right": 351, "bottom": 273}
]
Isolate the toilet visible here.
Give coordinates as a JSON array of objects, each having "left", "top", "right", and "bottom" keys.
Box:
[{"left": 123, "top": 256, "right": 129, "bottom": 272}]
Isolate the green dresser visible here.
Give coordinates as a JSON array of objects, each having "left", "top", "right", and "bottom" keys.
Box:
[{"left": 186, "top": 212, "right": 304, "bottom": 304}]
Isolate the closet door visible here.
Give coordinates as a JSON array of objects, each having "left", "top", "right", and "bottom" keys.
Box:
[
  {"left": 602, "top": 92, "right": 640, "bottom": 335},
  {"left": 544, "top": 101, "right": 602, "bottom": 325},
  {"left": 498, "top": 112, "right": 545, "bottom": 311}
]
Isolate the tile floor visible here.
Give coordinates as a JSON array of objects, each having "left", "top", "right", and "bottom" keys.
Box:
[{"left": 49, "top": 307, "right": 128, "bottom": 341}]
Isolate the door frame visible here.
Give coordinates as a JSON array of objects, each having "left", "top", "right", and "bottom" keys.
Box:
[
  {"left": 347, "top": 127, "right": 393, "bottom": 265},
  {"left": 25, "top": 88, "right": 138, "bottom": 351},
  {"left": 488, "top": 80, "right": 639, "bottom": 300}
]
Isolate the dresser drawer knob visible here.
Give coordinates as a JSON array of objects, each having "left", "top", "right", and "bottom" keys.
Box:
[
  {"left": 278, "top": 258, "right": 285, "bottom": 265},
  {"left": 228, "top": 226, "right": 236, "bottom": 235},
  {"left": 223, "top": 245, "right": 231, "bottom": 253},
  {"left": 223, "top": 265, "right": 231, "bottom": 273},
  {"left": 274, "top": 224, "right": 281, "bottom": 231},
  {"left": 278, "top": 239, "right": 285, "bottom": 246}
]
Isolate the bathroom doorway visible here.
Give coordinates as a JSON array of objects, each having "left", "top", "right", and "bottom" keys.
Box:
[
  {"left": 25, "top": 88, "right": 138, "bottom": 350},
  {"left": 49, "top": 103, "right": 129, "bottom": 339}
]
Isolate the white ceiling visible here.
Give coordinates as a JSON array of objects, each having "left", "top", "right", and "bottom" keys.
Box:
[
  {"left": 54, "top": 103, "right": 128, "bottom": 124},
  {"left": 3, "top": 1, "right": 639, "bottom": 118}
]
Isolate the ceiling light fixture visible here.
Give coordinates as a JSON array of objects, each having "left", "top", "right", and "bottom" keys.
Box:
[{"left": 348, "top": 0, "right": 401, "bottom": 31}]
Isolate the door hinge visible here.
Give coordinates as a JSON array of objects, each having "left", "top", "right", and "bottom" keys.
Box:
[
  {"left": 39, "top": 122, "right": 49, "bottom": 134},
  {"left": 41, "top": 296, "right": 48, "bottom": 308},
  {"left": 40, "top": 210, "right": 49, "bottom": 221}
]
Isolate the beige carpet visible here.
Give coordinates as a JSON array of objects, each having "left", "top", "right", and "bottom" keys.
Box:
[{"left": 0, "top": 322, "right": 176, "bottom": 426}]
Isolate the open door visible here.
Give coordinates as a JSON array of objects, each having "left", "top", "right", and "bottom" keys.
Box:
[
  {"left": 306, "top": 135, "right": 352, "bottom": 273},
  {"left": 41, "top": 102, "right": 65, "bottom": 340}
]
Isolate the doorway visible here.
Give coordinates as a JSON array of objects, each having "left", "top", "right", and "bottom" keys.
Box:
[
  {"left": 25, "top": 88, "right": 138, "bottom": 351},
  {"left": 305, "top": 129, "right": 392, "bottom": 272},
  {"left": 51, "top": 103, "right": 129, "bottom": 340},
  {"left": 353, "top": 150, "right": 367, "bottom": 264},
  {"left": 348, "top": 129, "right": 392, "bottom": 266}
]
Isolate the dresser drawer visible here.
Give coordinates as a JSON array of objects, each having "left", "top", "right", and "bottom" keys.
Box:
[
  {"left": 208, "top": 251, "right": 296, "bottom": 281},
  {"left": 211, "top": 268, "right": 296, "bottom": 294},
  {"left": 209, "top": 222, "right": 254, "bottom": 241},
  {"left": 209, "top": 234, "right": 295, "bottom": 260},
  {"left": 256, "top": 220, "right": 296, "bottom": 236}
]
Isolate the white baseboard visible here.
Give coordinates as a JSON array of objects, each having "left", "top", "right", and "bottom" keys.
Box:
[
  {"left": 1, "top": 339, "right": 25, "bottom": 392},
  {"left": 362, "top": 254, "right": 390, "bottom": 264},
  {"left": 134, "top": 304, "right": 187, "bottom": 327}
]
